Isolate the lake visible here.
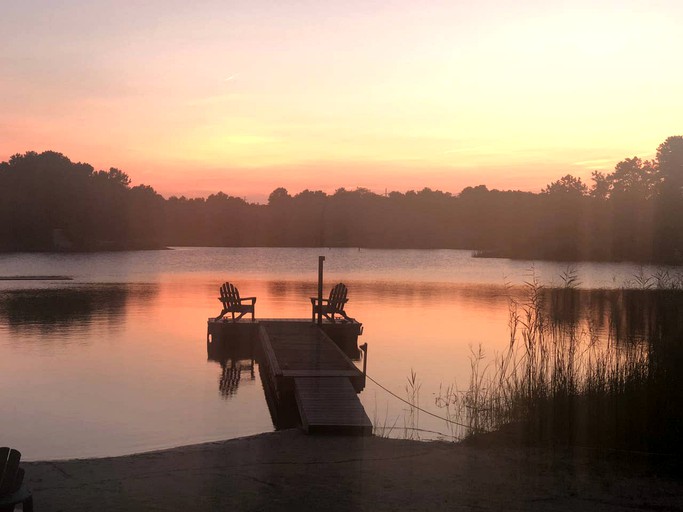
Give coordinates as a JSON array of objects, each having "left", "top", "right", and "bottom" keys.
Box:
[{"left": 0, "top": 247, "right": 678, "bottom": 460}]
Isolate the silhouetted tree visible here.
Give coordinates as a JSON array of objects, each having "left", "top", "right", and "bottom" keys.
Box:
[
  {"left": 0, "top": 151, "right": 164, "bottom": 251},
  {"left": 268, "top": 187, "right": 291, "bottom": 205},
  {"left": 656, "top": 135, "right": 683, "bottom": 196},
  {"left": 590, "top": 171, "right": 610, "bottom": 200},
  {"left": 543, "top": 174, "right": 588, "bottom": 196},
  {"left": 2, "top": 138, "right": 682, "bottom": 263},
  {"left": 609, "top": 157, "right": 657, "bottom": 199},
  {"left": 653, "top": 136, "right": 683, "bottom": 262},
  {"left": 95, "top": 167, "right": 131, "bottom": 187}
]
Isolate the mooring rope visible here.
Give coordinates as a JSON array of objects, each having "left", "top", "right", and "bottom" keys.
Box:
[
  {"left": 396, "top": 426, "right": 456, "bottom": 438},
  {"left": 364, "top": 373, "right": 472, "bottom": 430},
  {"left": 364, "top": 372, "right": 678, "bottom": 456}
]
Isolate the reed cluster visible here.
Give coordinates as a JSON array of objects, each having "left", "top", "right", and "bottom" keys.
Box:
[{"left": 437, "top": 270, "right": 683, "bottom": 453}]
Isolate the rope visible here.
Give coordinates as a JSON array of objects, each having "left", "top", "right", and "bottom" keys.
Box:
[
  {"left": 391, "top": 426, "right": 458, "bottom": 439},
  {"left": 365, "top": 373, "right": 472, "bottom": 430},
  {"left": 364, "top": 372, "right": 678, "bottom": 457}
]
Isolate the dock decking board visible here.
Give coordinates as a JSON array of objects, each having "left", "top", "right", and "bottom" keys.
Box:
[
  {"left": 294, "top": 377, "right": 372, "bottom": 435},
  {"left": 260, "top": 321, "right": 361, "bottom": 378}
]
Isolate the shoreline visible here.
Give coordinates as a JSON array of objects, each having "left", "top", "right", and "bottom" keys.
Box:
[
  {"left": 2, "top": 244, "right": 682, "bottom": 266},
  {"left": 25, "top": 429, "right": 682, "bottom": 511}
]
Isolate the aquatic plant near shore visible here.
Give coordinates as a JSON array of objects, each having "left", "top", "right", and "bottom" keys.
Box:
[
  {"left": 435, "top": 271, "right": 683, "bottom": 452},
  {"left": 372, "top": 370, "right": 431, "bottom": 440}
]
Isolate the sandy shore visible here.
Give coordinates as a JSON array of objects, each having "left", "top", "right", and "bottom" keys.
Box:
[{"left": 25, "top": 429, "right": 682, "bottom": 511}]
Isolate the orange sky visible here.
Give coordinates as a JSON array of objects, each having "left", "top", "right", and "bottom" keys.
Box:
[{"left": 1, "top": 0, "right": 681, "bottom": 202}]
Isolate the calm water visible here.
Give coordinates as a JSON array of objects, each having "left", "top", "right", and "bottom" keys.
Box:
[{"left": 0, "top": 248, "right": 677, "bottom": 460}]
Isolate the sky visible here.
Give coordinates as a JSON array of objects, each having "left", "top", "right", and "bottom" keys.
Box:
[{"left": 1, "top": 0, "right": 682, "bottom": 202}]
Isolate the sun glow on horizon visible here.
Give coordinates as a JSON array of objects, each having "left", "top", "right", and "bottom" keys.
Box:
[{"left": 1, "top": 0, "right": 681, "bottom": 199}]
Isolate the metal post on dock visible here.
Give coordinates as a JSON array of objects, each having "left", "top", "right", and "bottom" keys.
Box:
[
  {"left": 360, "top": 342, "right": 368, "bottom": 387},
  {"left": 317, "top": 256, "right": 325, "bottom": 326}
]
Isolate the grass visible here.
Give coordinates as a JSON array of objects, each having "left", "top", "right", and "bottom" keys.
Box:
[
  {"left": 431, "top": 269, "right": 683, "bottom": 453},
  {"left": 372, "top": 395, "right": 400, "bottom": 438},
  {"left": 372, "top": 369, "right": 427, "bottom": 440}
]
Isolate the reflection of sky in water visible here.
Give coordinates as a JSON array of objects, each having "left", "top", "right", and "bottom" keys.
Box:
[
  {"left": 1, "top": 247, "right": 681, "bottom": 288},
  {"left": 0, "top": 248, "right": 680, "bottom": 460}
]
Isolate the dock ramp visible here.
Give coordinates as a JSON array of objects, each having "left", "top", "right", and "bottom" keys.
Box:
[
  {"left": 259, "top": 321, "right": 371, "bottom": 436},
  {"left": 295, "top": 377, "right": 372, "bottom": 435}
]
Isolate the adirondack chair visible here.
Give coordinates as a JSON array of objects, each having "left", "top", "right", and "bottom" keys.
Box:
[
  {"left": 311, "top": 282, "right": 354, "bottom": 323},
  {"left": 0, "top": 447, "right": 33, "bottom": 512},
  {"left": 216, "top": 282, "right": 256, "bottom": 321}
]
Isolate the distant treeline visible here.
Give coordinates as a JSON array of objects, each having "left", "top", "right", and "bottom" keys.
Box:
[{"left": 1, "top": 136, "right": 682, "bottom": 263}]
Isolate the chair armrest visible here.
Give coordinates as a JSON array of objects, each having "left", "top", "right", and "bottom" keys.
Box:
[{"left": 241, "top": 297, "right": 257, "bottom": 303}]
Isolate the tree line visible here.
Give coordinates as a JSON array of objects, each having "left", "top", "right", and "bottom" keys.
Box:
[{"left": 1, "top": 136, "right": 682, "bottom": 263}]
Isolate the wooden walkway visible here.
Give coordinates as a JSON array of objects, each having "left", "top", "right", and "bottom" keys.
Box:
[
  {"left": 295, "top": 377, "right": 372, "bottom": 435},
  {"left": 259, "top": 321, "right": 371, "bottom": 435}
]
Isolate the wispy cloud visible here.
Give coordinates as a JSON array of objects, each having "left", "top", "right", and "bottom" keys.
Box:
[{"left": 571, "top": 158, "right": 615, "bottom": 167}]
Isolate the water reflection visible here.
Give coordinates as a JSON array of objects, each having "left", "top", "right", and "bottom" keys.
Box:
[
  {"left": 266, "top": 279, "right": 511, "bottom": 310},
  {"left": 207, "top": 330, "right": 257, "bottom": 398},
  {"left": 266, "top": 280, "right": 311, "bottom": 300},
  {"left": 206, "top": 326, "right": 294, "bottom": 429},
  {"left": 464, "top": 284, "right": 683, "bottom": 453},
  {"left": 542, "top": 287, "right": 683, "bottom": 343},
  {"left": 217, "top": 360, "right": 255, "bottom": 397},
  {"left": 2, "top": 253, "right": 682, "bottom": 459},
  {"left": 0, "top": 284, "right": 159, "bottom": 334}
]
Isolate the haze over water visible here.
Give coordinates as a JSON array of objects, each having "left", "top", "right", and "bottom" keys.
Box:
[{"left": 0, "top": 247, "right": 677, "bottom": 460}]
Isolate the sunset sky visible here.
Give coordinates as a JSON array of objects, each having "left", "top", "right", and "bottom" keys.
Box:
[{"left": 2, "top": 0, "right": 681, "bottom": 202}]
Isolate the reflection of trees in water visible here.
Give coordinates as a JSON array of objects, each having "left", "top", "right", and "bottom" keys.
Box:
[
  {"left": 266, "top": 279, "right": 510, "bottom": 308},
  {"left": 0, "top": 284, "right": 159, "bottom": 333},
  {"left": 263, "top": 280, "right": 683, "bottom": 338},
  {"left": 458, "top": 283, "right": 683, "bottom": 452},
  {"left": 544, "top": 288, "right": 683, "bottom": 344},
  {"left": 218, "top": 359, "right": 255, "bottom": 397}
]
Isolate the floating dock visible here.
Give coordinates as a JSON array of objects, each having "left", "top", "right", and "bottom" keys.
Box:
[{"left": 207, "top": 318, "right": 371, "bottom": 436}]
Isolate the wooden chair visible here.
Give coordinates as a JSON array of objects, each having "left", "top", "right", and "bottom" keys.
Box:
[
  {"left": 311, "top": 282, "right": 354, "bottom": 323},
  {"left": 216, "top": 282, "right": 256, "bottom": 321},
  {"left": 0, "top": 447, "right": 33, "bottom": 512}
]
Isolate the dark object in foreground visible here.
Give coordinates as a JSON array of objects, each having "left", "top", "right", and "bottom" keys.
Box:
[
  {"left": 215, "top": 282, "right": 256, "bottom": 321},
  {"left": 0, "top": 447, "right": 33, "bottom": 512},
  {"left": 25, "top": 428, "right": 683, "bottom": 512},
  {"left": 311, "top": 282, "right": 354, "bottom": 323}
]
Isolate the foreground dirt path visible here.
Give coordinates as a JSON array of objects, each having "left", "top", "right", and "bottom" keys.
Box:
[{"left": 25, "top": 430, "right": 682, "bottom": 511}]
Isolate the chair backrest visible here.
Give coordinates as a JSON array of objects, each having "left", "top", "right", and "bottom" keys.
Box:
[
  {"left": 328, "top": 283, "right": 348, "bottom": 311},
  {"left": 220, "top": 282, "right": 241, "bottom": 308},
  {"left": 0, "top": 447, "right": 21, "bottom": 496}
]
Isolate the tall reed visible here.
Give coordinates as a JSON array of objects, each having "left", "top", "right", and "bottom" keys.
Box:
[{"left": 438, "top": 271, "right": 683, "bottom": 453}]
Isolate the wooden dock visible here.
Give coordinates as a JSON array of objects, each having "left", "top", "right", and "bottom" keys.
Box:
[
  {"left": 259, "top": 321, "right": 371, "bottom": 436},
  {"left": 208, "top": 317, "right": 371, "bottom": 435}
]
